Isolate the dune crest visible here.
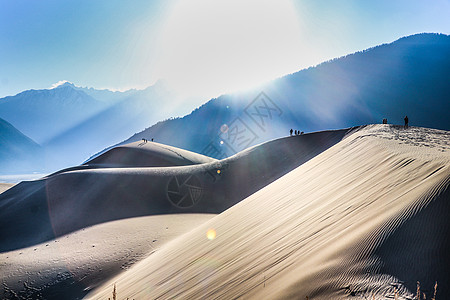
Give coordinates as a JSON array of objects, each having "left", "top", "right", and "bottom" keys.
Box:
[
  {"left": 87, "top": 125, "right": 450, "bottom": 299},
  {"left": 84, "top": 140, "right": 217, "bottom": 167}
]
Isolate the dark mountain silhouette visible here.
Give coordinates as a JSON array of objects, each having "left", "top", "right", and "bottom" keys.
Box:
[
  {"left": 108, "top": 33, "right": 450, "bottom": 160},
  {"left": 0, "top": 118, "right": 44, "bottom": 173}
]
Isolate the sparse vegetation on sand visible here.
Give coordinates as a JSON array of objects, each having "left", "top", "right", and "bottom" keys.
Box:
[
  {"left": 109, "top": 281, "right": 438, "bottom": 299},
  {"left": 414, "top": 281, "right": 438, "bottom": 300},
  {"left": 108, "top": 283, "right": 135, "bottom": 300}
]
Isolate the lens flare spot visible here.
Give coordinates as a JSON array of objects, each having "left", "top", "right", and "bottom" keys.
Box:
[
  {"left": 220, "top": 140, "right": 224, "bottom": 145},
  {"left": 220, "top": 124, "right": 229, "bottom": 133},
  {"left": 217, "top": 169, "right": 221, "bottom": 174},
  {"left": 206, "top": 229, "right": 216, "bottom": 240}
]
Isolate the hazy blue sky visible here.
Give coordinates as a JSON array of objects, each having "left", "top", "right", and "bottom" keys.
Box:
[{"left": 1, "top": 0, "right": 449, "bottom": 99}]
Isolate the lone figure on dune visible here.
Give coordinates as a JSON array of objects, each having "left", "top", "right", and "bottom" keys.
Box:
[
  {"left": 404, "top": 115, "right": 409, "bottom": 129},
  {"left": 290, "top": 129, "right": 293, "bottom": 136}
]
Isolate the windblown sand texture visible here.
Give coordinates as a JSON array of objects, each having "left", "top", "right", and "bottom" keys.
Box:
[
  {"left": 0, "top": 183, "right": 13, "bottom": 194},
  {"left": 86, "top": 125, "right": 450, "bottom": 299},
  {"left": 1, "top": 125, "right": 449, "bottom": 299}
]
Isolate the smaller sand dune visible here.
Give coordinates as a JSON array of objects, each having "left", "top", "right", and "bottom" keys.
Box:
[{"left": 84, "top": 140, "right": 217, "bottom": 167}]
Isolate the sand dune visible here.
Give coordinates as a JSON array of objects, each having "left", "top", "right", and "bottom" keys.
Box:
[
  {"left": 2, "top": 125, "right": 448, "bottom": 299},
  {"left": 84, "top": 140, "right": 217, "bottom": 167},
  {"left": 0, "top": 128, "right": 346, "bottom": 252},
  {"left": 0, "top": 183, "right": 14, "bottom": 194},
  {"left": 86, "top": 125, "right": 450, "bottom": 299}
]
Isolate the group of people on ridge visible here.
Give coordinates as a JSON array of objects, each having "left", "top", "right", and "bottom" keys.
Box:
[
  {"left": 290, "top": 129, "right": 303, "bottom": 136},
  {"left": 382, "top": 115, "right": 409, "bottom": 128},
  {"left": 290, "top": 115, "right": 410, "bottom": 136}
]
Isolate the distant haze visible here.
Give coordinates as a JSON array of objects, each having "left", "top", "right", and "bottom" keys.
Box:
[
  {"left": 1, "top": 33, "right": 449, "bottom": 174},
  {"left": 1, "top": 0, "right": 450, "bottom": 102}
]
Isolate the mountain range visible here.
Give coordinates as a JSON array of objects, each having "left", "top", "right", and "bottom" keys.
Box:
[
  {"left": 1, "top": 32, "right": 449, "bottom": 173},
  {"left": 116, "top": 33, "right": 450, "bottom": 159},
  {"left": 0, "top": 80, "right": 191, "bottom": 172},
  {"left": 0, "top": 118, "right": 43, "bottom": 173}
]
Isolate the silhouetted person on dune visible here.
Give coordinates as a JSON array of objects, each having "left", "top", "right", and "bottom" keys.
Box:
[
  {"left": 290, "top": 129, "right": 293, "bottom": 136},
  {"left": 295, "top": 130, "right": 297, "bottom": 135},
  {"left": 404, "top": 115, "right": 409, "bottom": 129}
]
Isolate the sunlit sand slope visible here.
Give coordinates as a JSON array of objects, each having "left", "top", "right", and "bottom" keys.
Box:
[
  {"left": 0, "top": 183, "right": 13, "bottom": 194},
  {"left": 87, "top": 125, "right": 450, "bottom": 299},
  {"left": 0, "top": 129, "right": 347, "bottom": 252}
]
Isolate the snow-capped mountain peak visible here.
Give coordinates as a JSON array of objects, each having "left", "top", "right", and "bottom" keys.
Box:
[{"left": 50, "top": 80, "right": 75, "bottom": 89}]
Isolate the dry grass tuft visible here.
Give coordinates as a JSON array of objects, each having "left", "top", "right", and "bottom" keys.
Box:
[
  {"left": 431, "top": 281, "right": 438, "bottom": 300},
  {"left": 416, "top": 281, "right": 421, "bottom": 300},
  {"left": 108, "top": 283, "right": 135, "bottom": 300},
  {"left": 414, "top": 281, "right": 438, "bottom": 300},
  {"left": 105, "top": 280, "right": 439, "bottom": 299}
]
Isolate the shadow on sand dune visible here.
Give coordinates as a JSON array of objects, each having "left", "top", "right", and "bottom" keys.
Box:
[
  {"left": 375, "top": 180, "right": 450, "bottom": 297},
  {"left": 0, "top": 129, "right": 350, "bottom": 252}
]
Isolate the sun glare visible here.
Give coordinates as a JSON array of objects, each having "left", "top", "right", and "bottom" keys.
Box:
[
  {"left": 155, "top": 0, "right": 304, "bottom": 99},
  {"left": 206, "top": 228, "right": 217, "bottom": 240}
]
